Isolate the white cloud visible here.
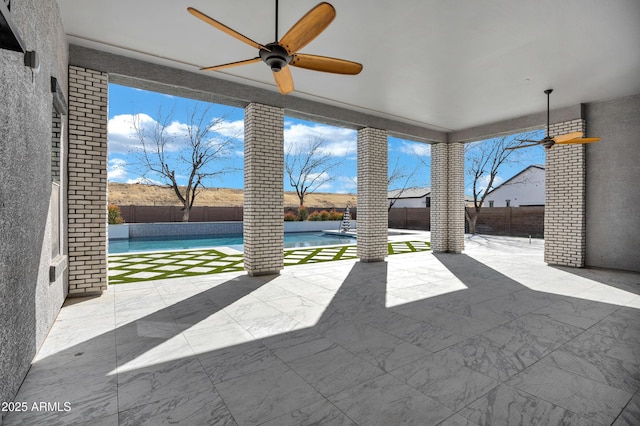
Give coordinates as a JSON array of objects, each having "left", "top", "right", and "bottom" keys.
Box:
[
  {"left": 108, "top": 114, "right": 244, "bottom": 155},
  {"left": 396, "top": 141, "right": 431, "bottom": 157},
  {"left": 126, "top": 177, "right": 164, "bottom": 185},
  {"left": 477, "top": 175, "right": 504, "bottom": 193},
  {"left": 107, "top": 158, "right": 129, "bottom": 181},
  {"left": 284, "top": 123, "right": 356, "bottom": 157}
]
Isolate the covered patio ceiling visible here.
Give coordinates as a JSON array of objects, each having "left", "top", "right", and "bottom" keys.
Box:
[{"left": 58, "top": 0, "right": 640, "bottom": 133}]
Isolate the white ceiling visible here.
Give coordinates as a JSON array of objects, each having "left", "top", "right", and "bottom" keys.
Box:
[{"left": 58, "top": 0, "right": 640, "bottom": 132}]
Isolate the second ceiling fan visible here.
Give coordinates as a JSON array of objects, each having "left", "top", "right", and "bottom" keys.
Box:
[
  {"left": 187, "top": 1, "right": 363, "bottom": 95},
  {"left": 507, "top": 89, "right": 600, "bottom": 150}
]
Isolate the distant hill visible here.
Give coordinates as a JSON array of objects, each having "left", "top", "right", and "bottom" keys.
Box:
[{"left": 108, "top": 183, "right": 357, "bottom": 208}]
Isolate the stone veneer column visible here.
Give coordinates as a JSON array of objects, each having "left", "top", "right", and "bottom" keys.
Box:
[
  {"left": 431, "top": 142, "right": 465, "bottom": 253},
  {"left": 545, "top": 119, "right": 586, "bottom": 267},
  {"left": 357, "top": 127, "right": 388, "bottom": 262},
  {"left": 67, "top": 66, "right": 108, "bottom": 295},
  {"left": 244, "top": 103, "right": 284, "bottom": 275}
]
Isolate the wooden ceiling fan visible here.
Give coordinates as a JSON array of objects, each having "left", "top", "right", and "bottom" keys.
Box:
[
  {"left": 187, "top": 1, "right": 363, "bottom": 95},
  {"left": 507, "top": 89, "right": 600, "bottom": 150}
]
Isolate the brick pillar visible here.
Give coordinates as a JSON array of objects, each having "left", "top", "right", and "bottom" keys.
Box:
[
  {"left": 431, "top": 143, "right": 449, "bottom": 252},
  {"left": 447, "top": 142, "right": 465, "bottom": 253},
  {"left": 545, "top": 119, "right": 586, "bottom": 267},
  {"left": 67, "top": 66, "right": 108, "bottom": 295},
  {"left": 357, "top": 127, "right": 388, "bottom": 262},
  {"left": 431, "top": 142, "right": 465, "bottom": 253},
  {"left": 244, "top": 103, "right": 284, "bottom": 275}
]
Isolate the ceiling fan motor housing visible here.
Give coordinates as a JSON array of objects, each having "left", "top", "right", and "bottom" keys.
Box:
[{"left": 260, "top": 43, "right": 292, "bottom": 72}]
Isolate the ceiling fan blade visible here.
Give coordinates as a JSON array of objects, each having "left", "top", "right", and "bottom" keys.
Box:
[
  {"left": 506, "top": 142, "right": 543, "bottom": 150},
  {"left": 553, "top": 131, "right": 584, "bottom": 143},
  {"left": 517, "top": 139, "right": 543, "bottom": 143},
  {"left": 200, "top": 57, "right": 261, "bottom": 72},
  {"left": 555, "top": 137, "right": 601, "bottom": 145},
  {"left": 273, "top": 66, "right": 294, "bottom": 94},
  {"left": 279, "top": 2, "right": 336, "bottom": 54},
  {"left": 187, "top": 7, "right": 268, "bottom": 51},
  {"left": 290, "top": 54, "right": 362, "bottom": 74}
]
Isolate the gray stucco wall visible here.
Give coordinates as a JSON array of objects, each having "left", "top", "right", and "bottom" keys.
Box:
[
  {"left": 585, "top": 93, "right": 640, "bottom": 272},
  {"left": 0, "top": 0, "right": 69, "bottom": 413}
]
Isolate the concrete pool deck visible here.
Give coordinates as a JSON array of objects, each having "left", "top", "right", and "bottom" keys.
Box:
[{"left": 5, "top": 233, "right": 640, "bottom": 425}]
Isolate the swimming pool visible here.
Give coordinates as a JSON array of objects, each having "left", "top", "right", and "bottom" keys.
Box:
[{"left": 108, "top": 232, "right": 356, "bottom": 254}]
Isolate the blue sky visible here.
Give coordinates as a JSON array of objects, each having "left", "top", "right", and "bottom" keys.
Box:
[{"left": 107, "top": 84, "right": 545, "bottom": 194}]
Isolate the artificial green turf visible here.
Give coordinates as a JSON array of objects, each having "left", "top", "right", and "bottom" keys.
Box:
[{"left": 108, "top": 241, "right": 431, "bottom": 284}]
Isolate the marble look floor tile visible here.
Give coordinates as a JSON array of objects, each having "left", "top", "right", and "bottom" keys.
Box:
[
  {"left": 377, "top": 313, "right": 468, "bottom": 353},
  {"left": 260, "top": 400, "right": 355, "bottom": 426},
  {"left": 183, "top": 322, "right": 256, "bottom": 354},
  {"left": 329, "top": 374, "right": 454, "bottom": 426},
  {"left": 214, "top": 364, "right": 324, "bottom": 426},
  {"left": 507, "top": 360, "right": 633, "bottom": 425},
  {"left": 390, "top": 352, "right": 499, "bottom": 411},
  {"left": 478, "top": 313, "right": 582, "bottom": 362},
  {"left": 116, "top": 334, "right": 195, "bottom": 373},
  {"left": 460, "top": 384, "right": 599, "bottom": 426},
  {"left": 613, "top": 392, "right": 640, "bottom": 426},
  {"left": 118, "top": 388, "right": 236, "bottom": 426},
  {"left": 117, "top": 357, "right": 213, "bottom": 412},
  {"left": 5, "top": 364, "right": 118, "bottom": 426},
  {"left": 288, "top": 345, "right": 385, "bottom": 396},
  {"left": 115, "top": 317, "right": 180, "bottom": 346},
  {"left": 197, "top": 339, "right": 284, "bottom": 383},
  {"left": 565, "top": 329, "right": 640, "bottom": 363},
  {"left": 393, "top": 304, "right": 496, "bottom": 337},
  {"left": 260, "top": 328, "right": 337, "bottom": 362},
  {"left": 545, "top": 344, "right": 640, "bottom": 393},
  {"left": 437, "top": 413, "right": 480, "bottom": 426},
  {"left": 589, "top": 313, "right": 640, "bottom": 345},
  {"left": 531, "top": 297, "right": 618, "bottom": 329},
  {"left": 265, "top": 295, "right": 328, "bottom": 326},
  {"left": 445, "top": 337, "right": 531, "bottom": 381},
  {"left": 236, "top": 313, "right": 305, "bottom": 339},
  {"left": 323, "top": 322, "right": 428, "bottom": 371}
]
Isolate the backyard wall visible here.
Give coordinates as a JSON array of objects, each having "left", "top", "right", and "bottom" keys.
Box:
[
  {"left": 0, "top": 0, "right": 69, "bottom": 416},
  {"left": 585, "top": 93, "right": 640, "bottom": 272},
  {"left": 117, "top": 206, "right": 357, "bottom": 223}
]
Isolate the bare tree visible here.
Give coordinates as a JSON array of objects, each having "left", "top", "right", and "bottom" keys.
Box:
[
  {"left": 285, "top": 135, "right": 343, "bottom": 207},
  {"left": 132, "top": 105, "right": 238, "bottom": 221},
  {"left": 464, "top": 132, "right": 539, "bottom": 233},
  {"left": 387, "top": 153, "right": 425, "bottom": 211}
]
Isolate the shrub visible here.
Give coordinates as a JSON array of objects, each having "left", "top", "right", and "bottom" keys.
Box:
[
  {"left": 319, "top": 210, "right": 330, "bottom": 221},
  {"left": 297, "top": 206, "right": 308, "bottom": 221},
  {"left": 108, "top": 204, "right": 124, "bottom": 224},
  {"left": 329, "top": 209, "right": 343, "bottom": 221},
  {"left": 284, "top": 211, "right": 297, "bottom": 221},
  {"left": 308, "top": 211, "right": 322, "bottom": 221}
]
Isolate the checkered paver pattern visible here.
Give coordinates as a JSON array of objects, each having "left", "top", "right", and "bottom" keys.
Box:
[{"left": 108, "top": 241, "right": 431, "bottom": 283}]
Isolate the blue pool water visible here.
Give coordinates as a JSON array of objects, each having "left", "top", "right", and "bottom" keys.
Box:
[{"left": 108, "top": 232, "right": 356, "bottom": 254}]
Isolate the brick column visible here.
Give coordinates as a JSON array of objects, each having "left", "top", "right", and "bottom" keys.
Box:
[
  {"left": 357, "top": 127, "right": 388, "bottom": 262},
  {"left": 243, "top": 103, "right": 284, "bottom": 275},
  {"left": 431, "top": 143, "right": 449, "bottom": 252},
  {"left": 431, "top": 142, "right": 465, "bottom": 253},
  {"left": 67, "top": 66, "right": 108, "bottom": 295},
  {"left": 545, "top": 119, "right": 586, "bottom": 267},
  {"left": 447, "top": 142, "right": 465, "bottom": 253}
]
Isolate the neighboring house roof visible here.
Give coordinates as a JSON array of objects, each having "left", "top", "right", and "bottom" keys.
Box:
[
  {"left": 486, "top": 165, "right": 545, "bottom": 196},
  {"left": 387, "top": 187, "right": 431, "bottom": 199}
]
